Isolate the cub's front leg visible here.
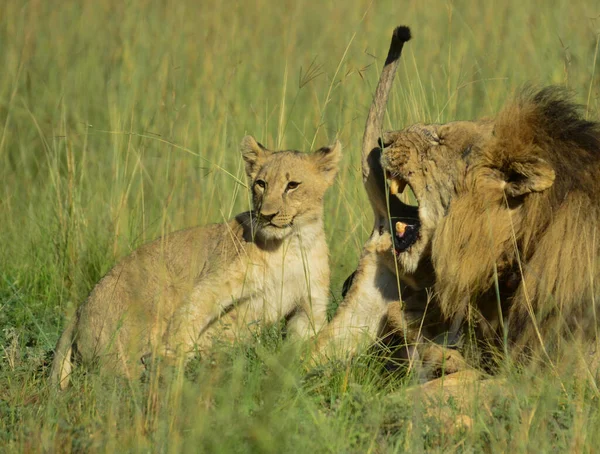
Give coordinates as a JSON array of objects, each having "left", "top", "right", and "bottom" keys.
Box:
[
  {"left": 286, "top": 281, "right": 330, "bottom": 340},
  {"left": 310, "top": 229, "right": 399, "bottom": 363}
]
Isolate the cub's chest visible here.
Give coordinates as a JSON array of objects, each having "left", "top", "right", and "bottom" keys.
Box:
[{"left": 241, "top": 242, "right": 326, "bottom": 298}]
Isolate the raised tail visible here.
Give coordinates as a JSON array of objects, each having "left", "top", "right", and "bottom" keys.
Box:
[
  {"left": 361, "top": 26, "right": 411, "bottom": 221},
  {"left": 49, "top": 315, "right": 76, "bottom": 390}
]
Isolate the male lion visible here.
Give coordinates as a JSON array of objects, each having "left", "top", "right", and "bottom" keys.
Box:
[
  {"left": 381, "top": 87, "right": 600, "bottom": 371},
  {"left": 50, "top": 136, "right": 342, "bottom": 389}
]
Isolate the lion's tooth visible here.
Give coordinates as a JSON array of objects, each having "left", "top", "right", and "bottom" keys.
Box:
[
  {"left": 395, "top": 221, "right": 407, "bottom": 236},
  {"left": 388, "top": 177, "right": 406, "bottom": 195}
]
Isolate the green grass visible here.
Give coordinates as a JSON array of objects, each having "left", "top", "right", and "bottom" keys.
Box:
[{"left": 1, "top": 0, "right": 600, "bottom": 451}]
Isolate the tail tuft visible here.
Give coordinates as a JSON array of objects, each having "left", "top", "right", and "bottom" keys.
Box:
[
  {"left": 394, "top": 26, "right": 412, "bottom": 43},
  {"left": 385, "top": 26, "right": 412, "bottom": 66}
]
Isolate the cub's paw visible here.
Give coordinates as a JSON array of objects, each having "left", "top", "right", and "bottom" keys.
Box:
[{"left": 365, "top": 228, "right": 394, "bottom": 254}]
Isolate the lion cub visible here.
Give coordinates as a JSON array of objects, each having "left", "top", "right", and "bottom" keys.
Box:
[{"left": 51, "top": 136, "right": 341, "bottom": 388}]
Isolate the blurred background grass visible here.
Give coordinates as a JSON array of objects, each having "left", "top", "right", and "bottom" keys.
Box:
[{"left": 1, "top": 0, "right": 599, "bottom": 451}]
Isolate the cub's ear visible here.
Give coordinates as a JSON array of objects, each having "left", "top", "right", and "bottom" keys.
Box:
[
  {"left": 241, "top": 135, "right": 269, "bottom": 178},
  {"left": 500, "top": 155, "right": 555, "bottom": 197},
  {"left": 313, "top": 140, "right": 342, "bottom": 185}
]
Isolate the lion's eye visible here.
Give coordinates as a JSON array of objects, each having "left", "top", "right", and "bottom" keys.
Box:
[
  {"left": 461, "top": 145, "right": 473, "bottom": 159},
  {"left": 255, "top": 179, "right": 266, "bottom": 189},
  {"left": 422, "top": 129, "right": 440, "bottom": 144},
  {"left": 286, "top": 181, "right": 300, "bottom": 192}
]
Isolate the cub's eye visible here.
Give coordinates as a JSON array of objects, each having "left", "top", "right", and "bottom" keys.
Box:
[
  {"left": 286, "top": 181, "right": 300, "bottom": 192},
  {"left": 255, "top": 179, "right": 266, "bottom": 189}
]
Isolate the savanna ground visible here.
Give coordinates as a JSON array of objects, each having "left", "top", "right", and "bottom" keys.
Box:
[{"left": 1, "top": 0, "right": 600, "bottom": 452}]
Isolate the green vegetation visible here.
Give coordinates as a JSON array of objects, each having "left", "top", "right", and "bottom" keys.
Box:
[{"left": 1, "top": 0, "right": 599, "bottom": 451}]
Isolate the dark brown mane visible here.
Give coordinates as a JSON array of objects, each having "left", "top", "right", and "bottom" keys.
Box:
[
  {"left": 530, "top": 86, "right": 600, "bottom": 152},
  {"left": 499, "top": 87, "right": 600, "bottom": 202},
  {"left": 433, "top": 87, "right": 600, "bottom": 366}
]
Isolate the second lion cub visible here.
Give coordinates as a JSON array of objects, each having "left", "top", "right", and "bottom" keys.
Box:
[{"left": 51, "top": 136, "right": 341, "bottom": 388}]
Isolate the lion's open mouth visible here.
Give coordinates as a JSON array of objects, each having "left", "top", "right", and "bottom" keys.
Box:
[{"left": 387, "top": 172, "right": 421, "bottom": 254}]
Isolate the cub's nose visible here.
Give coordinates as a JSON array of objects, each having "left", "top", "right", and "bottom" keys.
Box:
[{"left": 259, "top": 210, "right": 278, "bottom": 222}]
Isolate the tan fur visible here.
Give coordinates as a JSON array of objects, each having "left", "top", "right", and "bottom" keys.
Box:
[
  {"left": 312, "top": 27, "right": 463, "bottom": 377},
  {"left": 312, "top": 227, "right": 463, "bottom": 378},
  {"left": 381, "top": 87, "right": 600, "bottom": 369},
  {"left": 50, "top": 136, "right": 342, "bottom": 389},
  {"left": 399, "top": 370, "right": 503, "bottom": 436},
  {"left": 313, "top": 230, "right": 404, "bottom": 360}
]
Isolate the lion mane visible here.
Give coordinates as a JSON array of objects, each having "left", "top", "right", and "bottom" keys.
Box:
[{"left": 432, "top": 87, "right": 600, "bottom": 362}]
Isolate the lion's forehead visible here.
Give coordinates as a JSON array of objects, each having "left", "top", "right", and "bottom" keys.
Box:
[
  {"left": 441, "top": 119, "right": 494, "bottom": 135},
  {"left": 381, "top": 120, "right": 496, "bottom": 177},
  {"left": 406, "top": 123, "right": 437, "bottom": 133},
  {"left": 389, "top": 119, "right": 493, "bottom": 141}
]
